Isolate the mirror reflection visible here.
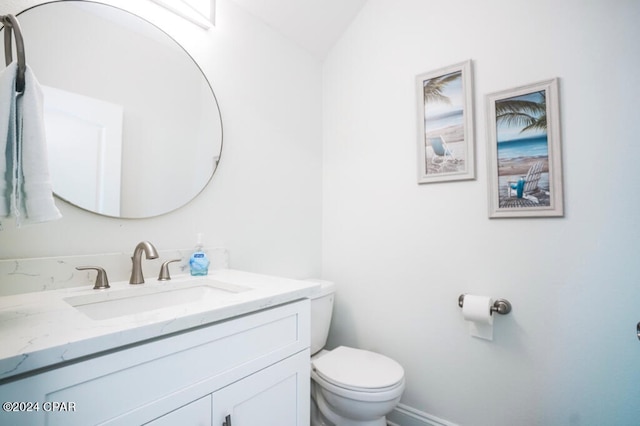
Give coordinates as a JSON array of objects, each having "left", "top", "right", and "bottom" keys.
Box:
[{"left": 2, "top": 1, "right": 222, "bottom": 218}]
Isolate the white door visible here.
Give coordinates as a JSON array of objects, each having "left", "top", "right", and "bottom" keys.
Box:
[{"left": 42, "top": 85, "right": 123, "bottom": 216}]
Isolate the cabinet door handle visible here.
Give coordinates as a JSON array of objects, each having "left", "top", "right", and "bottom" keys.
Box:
[{"left": 223, "top": 414, "right": 232, "bottom": 426}]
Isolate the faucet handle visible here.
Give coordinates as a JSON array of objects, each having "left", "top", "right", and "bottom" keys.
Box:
[
  {"left": 76, "top": 266, "right": 110, "bottom": 290},
  {"left": 158, "top": 259, "right": 181, "bottom": 281}
]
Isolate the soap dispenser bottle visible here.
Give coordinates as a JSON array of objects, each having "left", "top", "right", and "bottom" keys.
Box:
[{"left": 189, "top": 233, "right": 210, "bottom": 276}]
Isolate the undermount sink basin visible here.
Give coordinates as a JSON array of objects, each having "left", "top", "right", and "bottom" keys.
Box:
[{"left": 64, "top": 279, "right": 251, "bottom": 320}]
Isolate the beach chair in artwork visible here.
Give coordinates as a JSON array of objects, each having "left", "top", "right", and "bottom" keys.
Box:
[
  {"left": 428, "top": 136, "right": 458, "bottom": 171},
  {"left": 507, "top": 161, "right": 544, "bottom": 203}
]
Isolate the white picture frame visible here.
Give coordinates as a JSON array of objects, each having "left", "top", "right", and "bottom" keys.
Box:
[
  {"left": 416, "top": 60, "right": 475, "bottom": 183},
  {"left": 486, "top": 78, "right": 564, "bottom": 218}
]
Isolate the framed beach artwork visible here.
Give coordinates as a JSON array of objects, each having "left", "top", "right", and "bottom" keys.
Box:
[
  {"left": 486, "top": 78, "right": 564, "bottom": 218},
  {"left": 416, "top": 60, "right": 475, "bottom": 183}
]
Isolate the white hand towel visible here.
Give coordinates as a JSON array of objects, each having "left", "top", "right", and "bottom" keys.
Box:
[
  {"left": 0, "top": 61, "right": 61, "bottom": 226},
  {"left": 0, "top": 62, "right": 18, "bottom": 218}
]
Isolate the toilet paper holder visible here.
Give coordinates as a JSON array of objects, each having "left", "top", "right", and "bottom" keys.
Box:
[{"left": 458, "top": 294, "right": 512, "bottom": 315}]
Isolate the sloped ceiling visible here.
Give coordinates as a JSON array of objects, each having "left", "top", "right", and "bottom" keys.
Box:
[{"left": 229, "top": 0, "right": 368, "bottom": 59}]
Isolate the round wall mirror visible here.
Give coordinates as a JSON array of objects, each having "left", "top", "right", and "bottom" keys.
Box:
[{"left": 2, "top": 1, "right": 223, "bottom": 218}]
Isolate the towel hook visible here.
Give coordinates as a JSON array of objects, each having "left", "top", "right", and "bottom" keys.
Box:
[{"left": 1, "top": 14, "right": 26, "bottom": 92}]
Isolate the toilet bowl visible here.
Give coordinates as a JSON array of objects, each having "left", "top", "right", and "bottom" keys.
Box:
[
  {"left": 308, "top": 281, "right": 405, "bottom": 426},
  {"left": 311, "top": 347, "right": 405, "bottom": 426}
]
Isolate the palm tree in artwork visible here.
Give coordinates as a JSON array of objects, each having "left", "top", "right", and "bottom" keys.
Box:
[
  {"left": 495, "top": 90, "right": 547, "bottom": 133},
  {"left": 423, "top": 71, "right": 461, "bottom": 104}
]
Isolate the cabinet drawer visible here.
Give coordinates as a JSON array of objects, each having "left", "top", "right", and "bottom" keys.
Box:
[{"left": 0, "top": 300, "right": 309, "bottom": 426}]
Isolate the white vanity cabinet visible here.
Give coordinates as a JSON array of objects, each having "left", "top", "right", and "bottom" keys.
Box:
[
  {"left": 147, "top": 396, "right": 211, "bottom": 426},
  {"left": 0, "top": 299, "right": 310, "bottom": 426},
  {"left": 149, "top": 351, "right": 306, "bottom": 426}
]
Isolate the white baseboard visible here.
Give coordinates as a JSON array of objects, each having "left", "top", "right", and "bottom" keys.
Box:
[{"left": 387, "top": 403, "right": 458, "bottom": 426}]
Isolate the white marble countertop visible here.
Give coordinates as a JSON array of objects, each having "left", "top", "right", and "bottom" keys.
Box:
[{"left": 0, "top": 269, "right": 319, "bottom": 382}]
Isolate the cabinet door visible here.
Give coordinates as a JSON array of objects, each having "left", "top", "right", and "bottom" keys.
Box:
[
  {"left": 214, "top": 351, "right": 309, "bottom": 426},
  {"left": 145, "top": 395, "right": 212, "bottom": 426}
]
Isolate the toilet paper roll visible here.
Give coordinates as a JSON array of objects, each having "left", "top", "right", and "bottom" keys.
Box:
[{"left": 462, "top": 295, "right": 494, "bottom": 340}]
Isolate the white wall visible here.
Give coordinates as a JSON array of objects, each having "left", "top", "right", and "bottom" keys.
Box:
[
  {"left": 3, "top": 0, "right": 640, "bottom": 423},
  {"left": 322, "top": 0, "right": 640, "bottom": 425},
  {"left": 0, "top": 0, "right": 322, "bottom": 279}
]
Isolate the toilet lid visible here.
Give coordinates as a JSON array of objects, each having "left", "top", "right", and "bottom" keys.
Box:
[{"left": 312, "top": 346, "right": 404, "bottom": 391}]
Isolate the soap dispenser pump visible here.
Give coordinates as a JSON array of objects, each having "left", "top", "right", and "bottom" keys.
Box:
[{"left": 189, "top": 233, "right": 210, "bottom": 276}]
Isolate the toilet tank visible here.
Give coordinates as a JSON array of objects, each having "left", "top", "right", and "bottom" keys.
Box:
[{"left": 307, "top": 280, "right": 336, "bottom": 355}]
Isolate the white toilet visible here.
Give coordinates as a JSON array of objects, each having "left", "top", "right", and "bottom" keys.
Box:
[{"left": 309, "top": 280, "right": 405, "bottom": 426}]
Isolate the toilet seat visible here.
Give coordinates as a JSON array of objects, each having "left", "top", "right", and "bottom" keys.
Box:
[{"left": 312, "top": 346, "right": 404, "bottom": 393}]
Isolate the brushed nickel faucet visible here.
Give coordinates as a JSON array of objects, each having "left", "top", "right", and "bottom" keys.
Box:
[
  {"left": 129, "top": 241, "right": 159, "bottom": 284},
  {"left": 158, "top": 259, "right": 181, "bottom": 281},
  {"left": 76, "top": 266, "right": 110, "bottom": 290}
]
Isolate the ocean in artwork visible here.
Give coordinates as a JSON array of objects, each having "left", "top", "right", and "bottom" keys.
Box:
[
  {"left": 497, "top": 135, "right": 548, "bottom": 160},
  {"left": 425, "top": 109, "right": 463, "bottom": 133}
]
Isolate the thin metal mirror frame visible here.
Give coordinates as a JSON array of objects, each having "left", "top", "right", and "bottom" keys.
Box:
[{"left": 9, "top": 0, "right": 223, "bottom": 219}]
